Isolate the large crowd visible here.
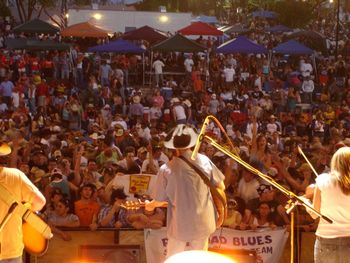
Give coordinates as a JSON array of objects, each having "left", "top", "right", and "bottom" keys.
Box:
[{"left": 0, "top": 12, "right": 350, "bottom": 241}]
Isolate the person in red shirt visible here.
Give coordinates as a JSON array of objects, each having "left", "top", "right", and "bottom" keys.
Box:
[
  {"left": 41, "top": 56, "right": 54, "bottom": 79},
  {"left": 30, "top": 55, "right": 41, "bottom": 75},
  {"left": 0, "top": 51, "right": 9, "bottom": 78}
]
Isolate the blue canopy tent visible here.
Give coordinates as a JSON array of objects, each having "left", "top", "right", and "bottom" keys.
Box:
[
  {"left": 216, "top": 36, "right": 267, "bottom": 54},
  {"left": 273, "top": 40, "right": 314, "bottom": 55},
  {"left": 88, "top": 39, "right": 145, "bottom": 85},
  {"left": 252, "top": 11, "right": 278, "bottom": 19},
  {"left": 271, "top": 39, "right": 317, "bottom": 78},
  {"left": 266, "top": 24, "right": 292, "bottom": 33},
  {"left": 88, "top": 39, "right": 145, "bottom": 53}
]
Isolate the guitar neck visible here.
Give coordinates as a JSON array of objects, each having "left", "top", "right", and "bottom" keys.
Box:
[{"left": 120, "top": 200, "right": 168, "bottom": 210}]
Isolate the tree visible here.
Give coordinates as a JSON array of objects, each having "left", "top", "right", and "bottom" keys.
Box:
[
  {"left": 0, "top": 0, "right": 11, "bottom": 18},
  {"left": 12, "top": 0, "right": 88, "bottom": 27},
  {"left": 272, "top": 1, "right": 317, "bottom": 28}
]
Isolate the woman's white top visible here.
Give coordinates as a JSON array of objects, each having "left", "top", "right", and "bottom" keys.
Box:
[{"left": 316, "top": 173, "right": 350, "bottom": 238}]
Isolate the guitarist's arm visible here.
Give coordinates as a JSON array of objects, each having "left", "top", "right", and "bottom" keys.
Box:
[
  {"left": 30, "top": 190, "right": 46, "bottom": 212},
  {"left": 49, "top": 225, "right": 72, "bottom": 241}
]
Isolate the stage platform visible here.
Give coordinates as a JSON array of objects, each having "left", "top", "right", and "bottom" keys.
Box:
[{"left": 26, "top": 228, "right": 316, "bottom": 263}]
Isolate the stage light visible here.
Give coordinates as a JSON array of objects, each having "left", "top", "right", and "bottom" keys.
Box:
[
  {"left": 164, "top": 250, "right": 236, "bottom": 263},
  {"left": 93, "top": 13, "right": 102, "bottom": 20},
  {"left": 159, "top": 15, "right": 169, "bottom": 23}
]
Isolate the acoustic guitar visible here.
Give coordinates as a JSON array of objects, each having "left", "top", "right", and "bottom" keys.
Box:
[
  {"left": 21, "top": 203, "right": 52, "bottom": 256},
  {"left": 0, "top": 182, "right": 52, "bottom": 256},
  {"left": 23, "top": 220, "right": 50, "bottom": 256}
]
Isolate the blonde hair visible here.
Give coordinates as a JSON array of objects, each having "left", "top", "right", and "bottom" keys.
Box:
[{"left": 331, "top": 147, "right": 350, "bottom": 195}]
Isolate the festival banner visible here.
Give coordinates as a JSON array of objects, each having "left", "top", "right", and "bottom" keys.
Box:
[{"left": 144, "top": 227, "right": 289, "bottom": 263}]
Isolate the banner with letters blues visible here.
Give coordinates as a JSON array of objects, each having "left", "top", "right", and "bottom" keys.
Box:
[{"left": 144, "top": 227, "right": 288, "bottom": 263}]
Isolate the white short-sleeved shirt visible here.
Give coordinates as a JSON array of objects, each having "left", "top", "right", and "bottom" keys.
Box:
[
  {"left": 223, "top": 68, "right": 235, "bottom": 82},
  {"left": 316, "top": 173, "right": 350, "bottom": 238},
  {"left": 0, "top": 167, "right": 45, "bottom": 260},
  {"left": 153, "top": 60, "right": 165, "bottom": 74},
  {"left": 153, "top": 151, "right": 224, "bottom": 241}
]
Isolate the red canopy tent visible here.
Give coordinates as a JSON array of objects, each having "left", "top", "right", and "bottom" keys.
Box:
[
  {"left": 178, "top": 22, "right": 223, "bottom": 36},
  {"left": 122, "top": 25, "right": 167, "bottom": 44},
  {"left": 61, "top": 22, "right": 110, "bottom": 38}
]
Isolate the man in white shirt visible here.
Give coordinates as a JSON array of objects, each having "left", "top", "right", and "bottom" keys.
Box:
[
  {"left": 184, "top": 54, "right": 194, "bottom": 79},
  {"left": 223, "top": 64, "right": 235, "bottom": 88},
  {"left": 152, "top": 58, "right": 165, "bottom": 87},
  {"left": 300, "top": 59, "right": 313, "bottom": 78},
  {"left": 301, "top": 76, "right": 314, "bottom": 103}
]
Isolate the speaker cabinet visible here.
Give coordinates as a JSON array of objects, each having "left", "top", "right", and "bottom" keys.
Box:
[
  {"left": 209, "top": 247, "right": 257, "bottom": 263},
  {"left": 79, "top": 244, "right": 141, "bottom": 263}
]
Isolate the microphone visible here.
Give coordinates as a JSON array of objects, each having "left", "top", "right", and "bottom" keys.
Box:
[{"left": 191, "top": 117, "right": 210, "bottom": 160}]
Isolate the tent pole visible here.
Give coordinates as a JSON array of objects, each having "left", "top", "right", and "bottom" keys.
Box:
[
  {"left": 312, "top": 53, "right": 317, "bottom": 80},
  {"left": 149, "top": 50, "right": 153, "bottom": 87},
  {"left": 142, "top": 52, "right": 145, "bottom": 88},
  {"left": 268, "top": 50, "right": 272, "bottom": 69}
]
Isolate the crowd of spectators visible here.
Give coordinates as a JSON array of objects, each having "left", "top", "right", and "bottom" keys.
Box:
[{"left": 1, "top": 13, "right": 350, "bottom": 241}]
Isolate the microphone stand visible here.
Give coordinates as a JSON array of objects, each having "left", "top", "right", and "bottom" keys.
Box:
[{"left": 198, "top": 131, "right": 332, "bottom": 263}]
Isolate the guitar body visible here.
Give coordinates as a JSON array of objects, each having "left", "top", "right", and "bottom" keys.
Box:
[{"left": 22, "top": 222, "right": 49, "bottom": 256}]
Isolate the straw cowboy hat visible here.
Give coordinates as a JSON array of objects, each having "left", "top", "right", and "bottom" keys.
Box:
[
  {"left": 30, "top": 167, "right": 48, "bottom": 183},
  {"left": 0, "top": 143, "right": 11, "bottom": 156},
  {"left": 164, "top": 124, "right": 198, "bottom": 149}
]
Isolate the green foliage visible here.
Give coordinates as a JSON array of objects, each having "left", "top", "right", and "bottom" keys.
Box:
[
  {"left": 273, "top": 1, "right": 315, "bottom": 28},
  {"left": 0, "top": 0, "right": 11, "bottom": 17},
  {"left": 74, "top": 0, "right": 91, "bottom": 5}
]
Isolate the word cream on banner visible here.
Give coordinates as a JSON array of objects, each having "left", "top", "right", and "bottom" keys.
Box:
[{"left": 144, "top": 227, "right": 289, "bottom": 263}]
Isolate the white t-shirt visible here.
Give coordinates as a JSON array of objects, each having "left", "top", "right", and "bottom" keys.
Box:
[
  {"left": 300, "top": 62, "right": 313, "bottom": 77},
  {"left": 173, "top": 104, "right": 186, "bottom": 120},
  {"left": 302, "top": 79, "right": 315, "bottom": 93},
  {"left": 266, "top": 123, "right": 278, "bottom": 134},
  {"left": 0, "top": 102, "right": 8, "bottom": 112},
  {"left": 237, "top": 178, "right": 260, "bottom": 203},
  {"left": 11, "top": 92, "right": 22, "bottom": 108},
  {"left": 316, "top": 173, "right": 350, "bottom": 238},
  {"left": 153, "top": 60, "right": 165, "bottom": 74},
  {"left": 184, "top": 58, "right": 194, "bottom": 73},
  {"left": 254, "top": 76, "right": 262, "bottom": 90},
  {"left": 223, "top": 67, "right": 235, "bottom": 82}
]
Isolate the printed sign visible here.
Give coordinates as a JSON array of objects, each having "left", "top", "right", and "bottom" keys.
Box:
[
  {"left": 111, "top": 174, "right": 158, "bottom": 197},
  {"left": 144, "top": 227, "right": 288, "bottom": 263}
]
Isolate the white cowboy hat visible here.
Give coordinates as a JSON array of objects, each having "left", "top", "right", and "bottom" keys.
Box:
[
  {"left": 170, "top": 97, "right": 180, "bottom": 105},
  {"left": 0, "top": 143, "right": 11, "bottom": 156},
  {"left": 164, "top": 124, "right": 198, "bottom": 149}
]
